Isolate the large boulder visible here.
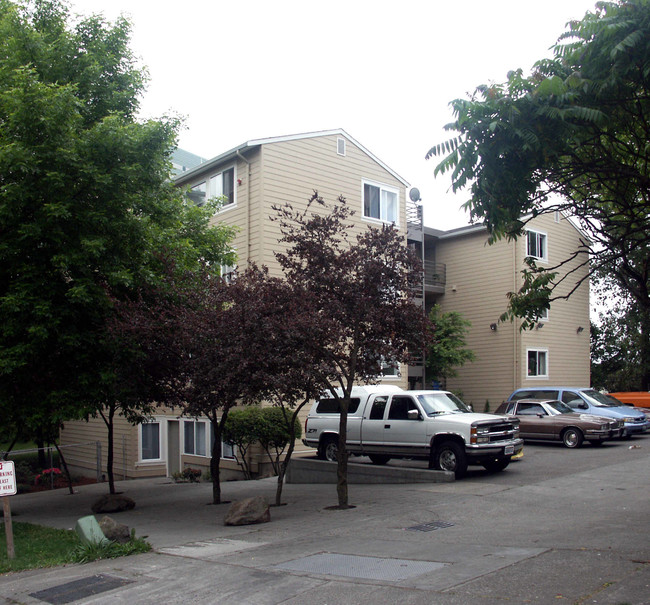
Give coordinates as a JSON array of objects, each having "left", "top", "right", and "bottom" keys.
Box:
[
  {"left": 91, "top": 493, "right": 136, "bottom": 514},
  {"left": 224, "top": 496, "right": 270, "bottom": 526},
  {"left": 99, "top": 516, "right": 131, "bottom": 543}
]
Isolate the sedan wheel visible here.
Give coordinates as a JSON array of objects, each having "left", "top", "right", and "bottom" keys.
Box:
[{"left": 562, "top": 427, "right": 584, "bottom": 448}]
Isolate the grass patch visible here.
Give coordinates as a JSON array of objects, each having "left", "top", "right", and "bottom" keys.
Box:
[{"left": 0, "top": 522, "right": 151, "bottom": 573}]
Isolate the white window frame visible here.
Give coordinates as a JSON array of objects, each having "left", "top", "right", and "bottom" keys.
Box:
[
  {"left": 188, "top": 165, "right": 237, "bottom": 210},
  {"left": 188, "top": 181, "right": 207, "bottom": 207},
  {"left": 209, "top": 423, "right": 236, "bottom": 460},
  {"left": 536, "top": 307, "right": 549, "bottom": 322},
  {"left": 337, "top": 137, "right": 346, "bottom": 156},
  {"left": 209, "top": 165, "right": 236, "bottom": 210},
  {"left": 139, "top": 419, "right": 164, "bottom": 463},
  {"left": 526, "top": 229, "right": 547, "bottom": 262},
  {"left": 380, "top": 358, "right": 401, "bottom": 380},
  {"left": 220, "top": 260, "right": 237, "bottom": 283},
  {"left": 362, "top": 180, "right": 400, "bottom": 225},
  {"left": 183, "top": 419, "right": 208, "bottom": 457},
  {"left": 527, "top": 348, "right": 549, "bottom": 379}
]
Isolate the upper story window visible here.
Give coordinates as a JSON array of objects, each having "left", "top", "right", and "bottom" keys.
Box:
[
  {"left": 526, "top": 229, "right": 547, "bottom": 261},
  {"left": 363, "top": 181, "right": 398, "bottom": 224},
  {"left": 535, "top": 307, "right": 549, "bottom": 322},
  {"left": 527, "top": 348, "right": 548, "bottom": 378},
  {"left": 189, "top": 166, "right": 236, "bottom": 209}
]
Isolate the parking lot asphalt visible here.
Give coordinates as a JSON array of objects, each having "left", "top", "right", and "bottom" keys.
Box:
[{"left": 1, "top": 437, "right": 649, "bottom": 605}]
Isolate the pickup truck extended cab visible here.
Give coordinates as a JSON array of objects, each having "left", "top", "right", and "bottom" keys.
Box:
[{"left": 303, "top": 386, "right": 523, "bottom": 478}]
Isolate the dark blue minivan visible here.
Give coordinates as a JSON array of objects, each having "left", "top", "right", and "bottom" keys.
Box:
[{"left": 507, "top": 387, "right": 648, "bottom": 437}]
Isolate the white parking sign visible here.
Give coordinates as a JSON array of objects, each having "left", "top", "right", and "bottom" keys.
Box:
[{"left": 0, "top": 461, "right": 17, "bottom": 496}]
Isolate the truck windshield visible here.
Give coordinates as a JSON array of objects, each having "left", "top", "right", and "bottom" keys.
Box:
[{"left": 417, "top": 392, "right": 471, "bottom": 415}]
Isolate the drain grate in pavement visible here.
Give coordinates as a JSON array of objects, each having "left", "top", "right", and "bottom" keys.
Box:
[
  {"left": 405, "top": 520, "right": 455, "bottom": 532},
  {"left": 30, "top": 574, "right": 133, "bottom": 604},
  {"left": 274, "top": 553, "right": 446, "bottom": 581}
]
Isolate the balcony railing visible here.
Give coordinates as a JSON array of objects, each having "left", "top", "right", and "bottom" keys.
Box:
[{"left": 424, "top": 261, "right": 446, "bottom": 288}]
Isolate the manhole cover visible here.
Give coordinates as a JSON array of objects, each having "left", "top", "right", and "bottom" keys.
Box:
[
  {"left": 405, "top": 521, "right": 455, "bottom": 532},
  {"left": 30, "top": 574, "right": 133, "bottom": 604},
  {"left": 275, "top": 553, "right": 446, "bottom": 581}
]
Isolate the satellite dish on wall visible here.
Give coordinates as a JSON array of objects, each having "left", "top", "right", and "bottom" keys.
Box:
[{"left": 409, "top": 187, "right": 421, "bottom": 202}]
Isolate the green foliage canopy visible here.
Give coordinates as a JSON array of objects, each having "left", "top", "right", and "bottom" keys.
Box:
[
  {"left": 425, "top": 305, "right": 475, "bottom": 386},
  {"left": 0, "top": 0, "right": 236, "bottom": 443},
  {"left": 428, "top": 0, "right": 650, "bottom": 385}
]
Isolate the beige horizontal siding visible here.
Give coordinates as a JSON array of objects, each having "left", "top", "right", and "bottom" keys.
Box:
[
  {"left": 436, "top": 230, "right": 517, "bottom": 408},
  {"left": 516, "top": 213, "right": 590, "bottom": 388},
  {"left": 434, "top": 213, "right": 590, "bottom": 408}
]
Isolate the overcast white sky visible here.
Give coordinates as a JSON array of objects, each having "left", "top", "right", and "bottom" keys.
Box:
[{"left": 72, "top": 0, "right": 598, "bottom": 230}]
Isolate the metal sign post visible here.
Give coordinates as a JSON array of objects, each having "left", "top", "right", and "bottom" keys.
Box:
[{"left": 0, "top": 461, "right": 17, "bottom": 559}]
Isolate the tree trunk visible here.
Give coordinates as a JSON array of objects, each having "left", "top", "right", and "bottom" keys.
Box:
[
  {"left": 210, "top": 416, "right": 224, "bottom": 504},
  {"left": 107, "top": 406, "right": 116, "bottom": 494},
  {"left": 640, "top": 309, "right": 650, "bottom": 391},
  {"left": 275, "top": 436, "right": 294, "bottom": 506},
  {"left": 336, "top": 397, "right": 350, "bottom": 508},
  {"left": 54, "top": 443, "right": 74, "bottom": 495},
  {"left": 35, "top": 430, "right": 47, "bottom": 468},
  {"left": 2, "top": 434, "right": 18, "bottom": 460}
]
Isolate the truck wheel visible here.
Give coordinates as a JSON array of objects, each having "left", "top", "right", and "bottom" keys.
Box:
[
  {"left": 368, "top": 455, "right": 390, "bottom": 465},
  {"left": 433, "top": 442, "right": 468, "bottom": 478},
  {"left": 562, "top": 427, "right": 584, "bottom": 448},
  {"left": 322, "top": 437, "right": 338, "bottom": 462},
  {"left": 482, "top": 458, "right": 510, "bottom": 473}
]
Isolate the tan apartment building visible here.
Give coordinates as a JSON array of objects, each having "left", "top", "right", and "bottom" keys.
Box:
[
  {"left": 60, "top": 130, "right": 590, "bottom": 481},
  {"left": 414, "top": 211, "right": 590, "bottom": 410},
  {"left": 60, "top": 129, "right": 419, "bottom": 481}
]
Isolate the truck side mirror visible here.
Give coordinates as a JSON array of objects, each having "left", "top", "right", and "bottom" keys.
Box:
[{"left": 407, "top": 409, "right": 421, "bottom": 421}]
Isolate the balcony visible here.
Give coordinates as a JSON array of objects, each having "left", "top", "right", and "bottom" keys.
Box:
[{"left": 424, "top": 261, "right": 446, "bottom": 292}]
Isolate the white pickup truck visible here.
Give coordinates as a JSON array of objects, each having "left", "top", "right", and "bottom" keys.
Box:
[{"left": 303, "top": 385, "right": 523, "bottom": 478}]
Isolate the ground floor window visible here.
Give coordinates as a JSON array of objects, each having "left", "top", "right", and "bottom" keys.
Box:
[
  {"left": 182, "top": 419, "right": 235, "bottom": 460},
  {"left": 140, "top": 421, "right": 161, "bottom": 461},
  {"left": 381, "top": 358, "right": 400, "bottom": 379},
  {"left": 527, "top": 349, "right": 548, "bottom": 378},
  {"left": 184, "top": 420, "right": 207, "bottom": 456}
]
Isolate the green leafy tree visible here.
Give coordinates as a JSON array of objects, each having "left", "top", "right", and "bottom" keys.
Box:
[
  {"left": 591, "top": 274, "right": 644, "bottom": 391},
  {"left": 222, "top": 408, "right": 264, "bottom": 480},
  {"left": 255, "top": 406, "right": 302, "bottom": 477},
  {"left": 425, "top": 305, "right": 475, "bottom": 388},
  {"left": 0, "top": 0, "right": 236, "bottom": 493},
  {"left": 427, "top": 0, "right": 650, "bottom": 386}
]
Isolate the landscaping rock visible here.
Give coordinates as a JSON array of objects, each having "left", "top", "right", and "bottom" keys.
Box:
[
  {"left": 91, "top": 493, "right": 136, "bottom": 514},
  {"left": 224, "top": 496, "right": 270, "bottom": 526},
  {"left": 99, "top": 516, "right": 131, "bottom": 543}
]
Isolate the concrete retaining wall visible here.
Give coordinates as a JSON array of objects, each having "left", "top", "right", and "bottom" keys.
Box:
[{"left": 285, "top": 458, "right": 454, "bottom": 484}]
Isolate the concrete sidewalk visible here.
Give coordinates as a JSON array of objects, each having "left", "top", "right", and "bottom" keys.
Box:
[{"left": 1, "top": 451, "right": 649, "bottom": 604}]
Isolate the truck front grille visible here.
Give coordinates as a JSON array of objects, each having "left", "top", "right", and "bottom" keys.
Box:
[{"left": 486, "top": 422, "right": 518, "bottom": 443}]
